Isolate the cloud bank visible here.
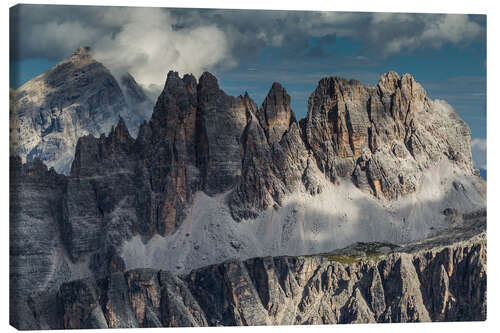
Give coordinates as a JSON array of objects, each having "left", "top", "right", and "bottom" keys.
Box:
[
  {"left": 91, "top": 8, "right": 233, "bottom": 90},
  {"left": 10, "top": 5, "right": 485, "bottom": 89},
  {"left": 471, "top": 138, "right": 487, "bottom": 170}
]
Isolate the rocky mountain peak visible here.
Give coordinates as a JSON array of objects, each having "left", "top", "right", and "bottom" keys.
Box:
[
  {"left": 157, "top": 70, "right": 198, "bottom": 102},
  {"left": 11, "top": 46, "right": 153, "bottom": 175},
  {"left": 112, "top": 117, "right": 132, "bottom": 144},
  {"left": 241, "top": 91, "right": 259, "bottom": 115},
  {"left": 182, "top": 73, "right": 197, "bottom": 92},
  {"left": 378, "top": 71, "right": 401, "bottom": 90},
  {"left": 305, "top": 71, "right": 473, "bottom": 198},
  {"left": 258, "top": 82, "right": 296, "bottom": 144},
  {"left": 165, "top": 70, "right": 181, "bottom": 82},
  {"left": 68, "top": 45, "right": 94, "bottom": 66},
  {"left": 376, "top": 71, "right": 426, "bottom": 102},
  {"left": 72, "top": 45, "right": 91, "bottom": 56},
  {"left": 199, "top": 71, "right": 219, "bottom": 89},
  {"left": 157, "top": 71, "right": 185, "bottom": 97},
  {"left": 269, "top": 81, "right": 285, "bottom": 92},
  {"left": 150, "top": 70, "right": 197, "bottom": 131}
]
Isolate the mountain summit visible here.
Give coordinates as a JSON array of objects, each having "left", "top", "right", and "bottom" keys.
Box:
[{"left": 10, "top": 46, "right": 154, "bottom": 174}]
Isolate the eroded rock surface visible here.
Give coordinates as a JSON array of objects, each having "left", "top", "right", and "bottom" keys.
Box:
[
  {"left": 21, "top": 221, "right": 486, "bottom": 329},
  {"left": 304, "top": 72, "right": 473, "bottom": 199},
  {"left": 10, "top": 46, "right": 153, "bottom": 174}
]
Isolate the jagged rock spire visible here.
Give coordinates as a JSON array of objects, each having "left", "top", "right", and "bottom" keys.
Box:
[
  {"left": 257, "top": 82, "right": 296, "bottom": 144},
  {"left": 69, "top": 46, "right": 93, "bottom": 64},
  {"left": 112, "top": 116, "right": 132, "bottom": 144}
]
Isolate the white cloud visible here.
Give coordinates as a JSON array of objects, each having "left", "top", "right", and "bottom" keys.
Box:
[
  {"left": 91, "top": 8, "right": 234, "bottom": 90},
  {"left": 12, "top": 6, "right": 234, "bottom": 90},
  {"left": 422, "top": 14, "right": 482, "bottom": 46},
  {"left": 366, "top": 14, "right": 483, "bottom": 56},
  {"left": 471, "top": 138, "right": 487, "bottom": 170}
]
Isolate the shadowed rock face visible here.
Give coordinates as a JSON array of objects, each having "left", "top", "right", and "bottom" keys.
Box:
[
  {"left": 65, "top": 70, "right": 306, "bottom": 242},
  {"left": 9, "top": 156, "right": 70, "bottom": 330},
  {"left": 10, "top": 46, "right": 153, "bottom": 175},
  {"left": 10, "top": 68, "right": 486, "bottom": 329},
  {"left": 257, "top": 82, "right": 296, "bottom": 145},
  {"left": 21, "top": 223, "right": 486, "bottom": 329}
]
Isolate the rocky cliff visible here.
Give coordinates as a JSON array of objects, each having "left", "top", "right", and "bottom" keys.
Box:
[
  {"left": 10, "top": 46, "right": 153, "bottom": 174},
  {"left": 304, "top": 73, "right": 474, "bottom": 199},
  {"left": 15, "top": 211, "right": 486, "bottom": 329},
  {"left": 10, "top": 68, "right": 486, "bottom": 329}
]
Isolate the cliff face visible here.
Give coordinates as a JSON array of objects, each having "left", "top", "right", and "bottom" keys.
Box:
[
  {"left": 304, "top": 73, "right": 473, "bottom": 198},
  {"left": 10, "top": 68, "right": 486, "bottom": 329},
  {"left": 20, "top": 215, "right": 486, "bottom": 329},
  {"left": 9, "top": 156, "right": 70, "bottom": 328},
  {"left": 10, "top": 46, "right": 153, "bottom": 174}
]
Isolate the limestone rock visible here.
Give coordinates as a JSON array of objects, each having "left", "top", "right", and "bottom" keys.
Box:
[
  {"left": 10, "top": 46, "right": 153, "bottom": 174},
  {"left": 257, "top": 82, "right": 296, "bottom": 144},
  {"left": 19, "top": 226, "right": 486, "bottom": 328},
  {"left": 304, "top": 72, "right": 473, "bottom": 199}
]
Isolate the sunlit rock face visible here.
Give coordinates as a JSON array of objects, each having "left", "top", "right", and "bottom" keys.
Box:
[
  {"left": 10, "top": 68, "right": 486, "bottom": 329},
  {"left": 10, "top": 46, "right": 153, "bottom": 175},
  {"left": 304, "top": 72, "right": 474, "bottom": 199}
]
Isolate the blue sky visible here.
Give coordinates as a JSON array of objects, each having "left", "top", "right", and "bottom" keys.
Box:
[{"left": 10, "top": 6, "right": 486, "bottom": 169}]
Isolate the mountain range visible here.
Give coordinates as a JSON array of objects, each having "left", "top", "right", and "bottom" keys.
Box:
[{"left": 9, "top": 47, "right": 487, "bottom": 329}]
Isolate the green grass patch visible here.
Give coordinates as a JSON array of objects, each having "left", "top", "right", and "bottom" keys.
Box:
[
  {"left": 323, "top": 254, "right": 360, "bottom": 264},
  {"left": 308, "top": 242, "right": 400, "bottom": 264}
]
